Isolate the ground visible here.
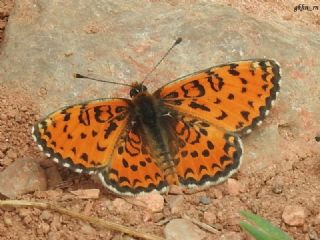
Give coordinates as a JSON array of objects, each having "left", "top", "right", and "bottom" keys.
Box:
[{"left": 0, "top": 1, "right": 319, "bottom": 240}]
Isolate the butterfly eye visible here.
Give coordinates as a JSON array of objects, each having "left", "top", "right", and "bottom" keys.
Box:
[{"left": 130, "top": 88, "right": 140, "bottom": 98}]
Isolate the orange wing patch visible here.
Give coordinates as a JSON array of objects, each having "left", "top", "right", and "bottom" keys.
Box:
[
  {"left": 32, "top": 99, "right": 131, "bottom": 174},
  {"left": 99, "top": 127, "right": 168, "bottom": 195},
  {"left": 154, "top": 59, "right": 281, "bottom": 135},
  {"left": 166, "top": 115, "right": 242, "bottom": 187}
]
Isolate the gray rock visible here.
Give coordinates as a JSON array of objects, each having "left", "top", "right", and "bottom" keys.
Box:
[
  {"left": 0, "top": 1, "right": 319, "bottom": 185},
  {"left": 0, "top": 158, "right": 47, "bottom": 198}
]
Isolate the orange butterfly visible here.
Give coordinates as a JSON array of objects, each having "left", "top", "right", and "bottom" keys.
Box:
[{"left": 32, "top": 59, "right": 281, "bottom": 195}]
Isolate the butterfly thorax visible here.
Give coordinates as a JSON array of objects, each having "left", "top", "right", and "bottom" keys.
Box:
[{"left": 131, "top": 88, "right": 179, "bottom": 185}]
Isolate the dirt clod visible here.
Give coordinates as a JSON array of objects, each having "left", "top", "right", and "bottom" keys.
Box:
[{"left": 282, "top": 205, "right": 307, "bottom": 226}]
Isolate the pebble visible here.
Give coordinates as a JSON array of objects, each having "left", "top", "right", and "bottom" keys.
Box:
[
  {"left": 168, "top": 185, "right": 184, "bottom": 195},
  {"left": 226, "top": 179, "right": 241, "bottom": 196},
  {"left": 3, "top": 216, "right": 12, "bottom": 226},
  {"left": 212, "top": 188, "right": 223, "bottom": 199},
  {"left": 199, "top": 195, "right": 211, "bottom": 205},
  {"left": 282, "top": 205, "right": 306, "bottom": 226},
  {"left": 203, "top": 211, "right": 217, "bottom": 225},
  {"left": 112, "top": 198, "right": 132, "bottom": 214},
  {"left": 40, "top": 210, "right": 53, "bottom": 221},
  {"left": 309, "top": 229, "right": 319, "bottom": 240},
  {"left": 133, "top": 192, "right": 164, "bottom": 212},
  {"left": 0, "top": 158, "right": 47, "bottom": 198},
  {"left": 312, "top": 213, "right": 320, "bottom": 225},
  {"left": 80, "top": 223, "right": 96, "bottom": 235},
  {"left": 166, "top": 195, "right": 184, "bottom": 214},
  {"left": 164, "top": 218, "right": 206, "bottom": 240}
]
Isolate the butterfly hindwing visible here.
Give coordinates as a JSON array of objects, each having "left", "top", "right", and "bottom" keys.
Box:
[
  {"left": 164, "top": 114, "right": 243, "bottom": 187},
  {"left": 98, "top": 126, "right": 168, "bottom": 195},
  {"left": 32, "top": 98, "right": 131, "bottom": 174},
  {"left": 154, "top": 59, "right": 281, "bottom": 135}
]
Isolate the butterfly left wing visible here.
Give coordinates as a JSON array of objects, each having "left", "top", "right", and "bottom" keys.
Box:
[
  {"left": 163, "top": 114, "right": 242, "bottom": 187},
  {"left": 154, "top": 59, "right": 281, "bottom": 135},
  {"left": 32, "top": 98, "right": 131, "bottom": 174}
]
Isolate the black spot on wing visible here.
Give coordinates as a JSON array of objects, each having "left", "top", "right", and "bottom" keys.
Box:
[
  {"left": 104, "top": 121, "right": 118, "bottom": 139},
  {"left": 216, "top": 110, "right": 228, "bottom": 120},
  {"left": 80, "top": 153, "right": 89, "bottom": 162},
  {"left": 63, "top": 113, "right": 71, "bottom": 121},
  {"left": 97, "top": 142, "right": 107, "bottom": 151},
  {"left": 184, "top": 168, "right": 195, "bottom": 178},
  {"left": 79, "top": 109, "right": 90, "bottom": 126},
  {"left": 181, "top": 80, "right": 205, "bottom": 98},
  {"left": 189, "top": 101, "right": 210, "bottom": 112},
  {"left": 207, "top": 73, "right": 224, "bottom": 92},
  {"left": 241, "top": 111, "right": 250, "bottom": 121}
]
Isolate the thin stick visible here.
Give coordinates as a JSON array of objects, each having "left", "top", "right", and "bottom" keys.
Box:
[
  {"left": 143, "top": 37, "right": 182, "bottom": 82},
  {"left": 183, "top": 214, "right": 220, "bottom": 234},
  {"left": 0, "top": 200, "right": 164, "bottom": 240}
]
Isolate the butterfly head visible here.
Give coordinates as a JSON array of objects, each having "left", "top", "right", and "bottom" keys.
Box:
[{"left": 130, "top": 82, "right": 148, "bottom": 98}]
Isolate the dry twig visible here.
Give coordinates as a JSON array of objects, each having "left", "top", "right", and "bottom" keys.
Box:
[
  {"left": 0, "top": 200, "right": 164, "bottom": 240},
  {"left": 183, "top": 214, "right": 220, "bottom": 234}
]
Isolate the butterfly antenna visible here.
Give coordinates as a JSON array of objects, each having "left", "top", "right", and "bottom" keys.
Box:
[
  {"left": 74, "top": 73, "right": 132, "bottom": 87},
  {"left": 142, "top": 37, "right": 182, "bottom": 82}
]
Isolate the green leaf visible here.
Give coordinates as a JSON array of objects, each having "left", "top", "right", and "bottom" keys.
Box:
[{"left": 239, "top": 211, "right": 292, "bottom": 240}]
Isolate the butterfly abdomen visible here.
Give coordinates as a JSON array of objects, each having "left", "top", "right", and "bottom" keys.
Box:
[{"left": 133, "top": 93, "right": 178, "bottom": 184}]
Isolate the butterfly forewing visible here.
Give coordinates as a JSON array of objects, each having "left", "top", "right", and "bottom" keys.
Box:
[
  {"left": 33, "top": 98, "right": 131, "bottom": 174},
  {"left": 154, "top": 59, "right": 281, "bottom": 135}
]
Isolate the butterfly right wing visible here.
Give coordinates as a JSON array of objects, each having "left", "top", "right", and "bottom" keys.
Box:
[
  {"left": 163, "top": 114, "right": 243, "bottom": 188},
  {"left": 154, "top": 59, "right": 281, "bottom": 135}
]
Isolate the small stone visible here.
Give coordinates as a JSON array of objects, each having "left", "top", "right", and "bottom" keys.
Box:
[
  {"left": 112, "top": 198, "right": 132, "bottom": 214},
  {"left": 212, "top": 188, "right": 223, "bottom": 199},
  {"left": 133, "top": 192, "right": 164, "bottom": 212},
  {"left": 23, "top": 215, "right": 32, "bottom": 225},
  {"left": 40, "top": 210, "right": 53, "bottom": 221},
  {"left": 282, "top": 205, "right": 306, "bottom": 226},
  {"left": 40, "top": 222, "right": 50, "bottom": 234},
  {"left": 166, "top": 195, "right": 184, "bottom": 214},
  {"left": 0, "top": 158, "right": 47, "bottom": 198},
  {"left": 312, "top": 213, "right": 320, "bottom": 225},
  {"left": 226, "top": 179, "right": 241, "bottom": 196},
  {"left": 20, "top": 106, "right": 28, "bottom": 112},
  {"left": 64, "top": 51, "right": 73, "bottom": 57},
  {"left": 309, "top": 230, "right": 319, "bottom": 240},
  {"left": 6, "top": 149, "right": 17, "bottom": 160},
  {"left": 203, "top": 211, "right": 217, "bottom": 225},
  {"left": 199, "top": 195, "right": 211, "bottom": 205},
  {"left": 47, "top": 231, "right": 61, "bottom": 240},
  {"left": 164, "top": 218, "right": 206, "bottom": 240},
  {"left": 18, "top": 208, "right": 32, "bottom": 217},
  {"left": 0, "top": 113, "right": 7, "bottom": 120},
  {"left": 169, "top": 185, "right": 183, "bottom": 195},
  {"left": 80, "top": 223, "right": 96, "bottom": 235},
  {"left": 272, "top": 183, "right": 283, "bottom": 194},
  {"left": 3, "top": 216, "right": 12, "bottom": 226}
]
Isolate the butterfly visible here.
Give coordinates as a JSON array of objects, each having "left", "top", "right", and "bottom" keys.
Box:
[{"left": 32, "top": 59, "right": 281, "bottom": 195}]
